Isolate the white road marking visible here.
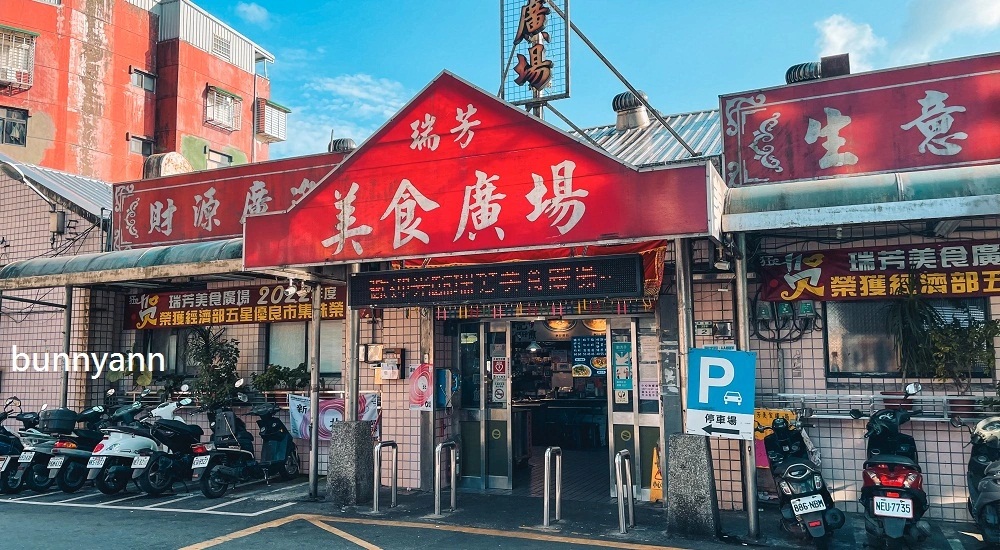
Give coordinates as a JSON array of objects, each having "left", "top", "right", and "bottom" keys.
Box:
[
  {"left": 9, "top": 492, "right": 53, "bottom": 501},
  {"left": 143, "top": 494, "right": 196, "bottom": 508},
  {"left": 55, "top": 493, "right": 104, "bottom": 503},
  {"left": 0, "top": 495, "right": 296, "bottom": 517},
  {"left": 201, "top": 497, "right": 248, "bottom": 511},
  {"left": 96, "top": 493, "right": 145, "bottom": 506}
]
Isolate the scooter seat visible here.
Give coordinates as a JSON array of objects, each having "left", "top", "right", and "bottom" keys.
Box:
[
  {"left": 985, "top": 462, "right": 1000, "bottom": 477},
  {"left": 106, "top": 426, "right": 152, "bottom": 438},
  {"left": 156, "top": 419, "right": 204, "bottom": 437},
  {"left": 864, "top": 454, "right": 920, "bottom": 472},
  {"left": 773, "top": 458, "right": 820, "bottom": 479}
]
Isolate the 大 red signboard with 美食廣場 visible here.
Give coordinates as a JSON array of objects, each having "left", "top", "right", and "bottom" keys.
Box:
[
  {"left": 721, "top": 52, "right": 1000, "bottom": 186},
  {"left": 242, "top": 71, "right": 723, "bottom": 269}
]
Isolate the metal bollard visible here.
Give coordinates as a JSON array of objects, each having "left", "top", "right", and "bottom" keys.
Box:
[
  {"left": 615, "top": 449, "right": 635, "bottom": 533},
  {"left": 543, "top": 446, "right": 563, "bottom": 527},
  {"left": 434, "top": 441, "right": 458, "bottom": 515},
  {"left": 373, "top": 440, "right": 398, "bottom": 513}
]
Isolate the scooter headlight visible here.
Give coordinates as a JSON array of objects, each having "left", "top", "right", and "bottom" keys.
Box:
[
  {"left": 779, "top": 480, "right": 792, "bottom": 495},
  {"left": 814, "top": 475, "right": 823, "bottom": 490}
]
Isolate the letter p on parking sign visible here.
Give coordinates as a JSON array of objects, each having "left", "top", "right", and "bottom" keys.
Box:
[{"left": 685, "top": 348, "right": 756, "bottom": 441}]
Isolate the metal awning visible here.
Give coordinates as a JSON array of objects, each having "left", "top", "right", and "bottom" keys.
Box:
[
  {"left": 0, "top": 151, "right": 113, "bottom": 224},
  {"left": 723, "top": 164, "right": 1000, "bottom": 232},
  {"left": 0, "top": 239, "right": 244, "bottom": 290}
]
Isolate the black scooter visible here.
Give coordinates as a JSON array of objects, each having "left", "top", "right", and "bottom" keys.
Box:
[
  {"left": 850, "top": 383, "right": 931, "bottom": 549},
  {"left": 131, "top": 394, "right": 203, "bottom": 496},
  {"left": 0, "top": 397, "right": 42, "bottom": 494},
  {"left": 192, "top": 381, "right": 299, "bottom": 498},
  {"left": 951, "top": 414, "right": 1000, "bottom": 545},
  {"left": 759, "top": 414, "right": 844, "bottom": 548}
]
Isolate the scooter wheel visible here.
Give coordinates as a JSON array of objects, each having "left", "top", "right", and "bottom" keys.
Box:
[
  {"left": 25, "top": 464, "right": 52, "bottom": 493},
  {"left": 95, "top": 464, "right": 128, "bottom": 495},
  {"left": 277, "top": 450, "right": 300, "bottom": 481},
  {"left": 200, "top": 464, "right": 228, "bottom": 499},
  {"left": 56, "top": 462, "right": 87, "bottom": 493},
  {"left": 0, "top": 468, "right": 24, "bottom": 494},
  {"left": 138, "top": 453, "right": 173, "bottom": 496}
]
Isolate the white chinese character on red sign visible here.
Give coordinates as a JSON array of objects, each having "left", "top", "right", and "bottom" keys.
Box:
[
  {"left": 410, "top": 114, "right": 440, "bottom": 151},
  {"left": 149, "top": 199, "right": 176, "bottom": 236},
  {"left": 973, "top": 244, "right": 1000, "bottom": 266},
  {"left": 321, "top": 182, "right": 373, "bottom": 256},
  {"left": 449, "top": 104, "right": 481, "bottom": 149},
  {"left": 526, "top": 160, "right": 587, "bottom": 235},
  {"left": 848, "top": 251, "right": 875, "bottom": 271},
  {"left": 290, "top": 178, "right": 318, "bottom": 206},
  {"left": 908, "top": 248, "right": 937, "bottom": 269},
  {"left": 193, "top": 187, "right": 221, "bottom": 231},
  {"left": 455, "top": 170, "right": 506, "bottom": 242},
  {"left": 381, "top": 179, "right": 440, "bottom": 249},
  {"left": 900, "top": 90, "right": 967, "bottom": 156},
  {"left": 241, "top": 180, "right": 272, "bottom": 222},
  {"left": 804, "top": 107, "right": 858, "bottom": 169},
  {"left": 940, "top": 246, "right": 969, "bottom": 268}
]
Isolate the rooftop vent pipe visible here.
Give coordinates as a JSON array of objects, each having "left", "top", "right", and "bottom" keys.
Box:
[
  {"left": 785, "top": 53, "right": 851, "bottom": 84},
  {"left": 612, "top": 90, "right": 650, "bottom": 131},
  {"left": 328, "top": 135, "right": 357, "bottom": 153}
]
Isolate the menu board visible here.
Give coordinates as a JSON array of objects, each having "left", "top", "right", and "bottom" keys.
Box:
[{"left": 571, "top": 336, "right": 607, "bottom": 377}]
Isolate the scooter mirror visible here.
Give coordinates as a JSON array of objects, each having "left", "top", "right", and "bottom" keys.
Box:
[
  {"left": 904, "top": 382, "right": 922, "bottom": 396},
  {"left": 950, "top": 415, "right": 965, "bottom": 428},
  {"left": 4, "top": 397, "right": 12, "bottom": 407},
  {"left": 179, "top": 398, "right": 193, "bottom": 406},
  {"left": 41, "top": 404, "right": 48, "bottom": 411},
  {"left": 235, "top": 378, "right": 246, "bottom": 389},
  {"left": 849, "top": 409, "right": 864, "bottom": 419},
  {"left": 180, "top": 384, "right": 190, "bottom": 392},
  {"left": 237, "top": 392, "right": 249, "bottom": 403},
  {"left": 106, "top": 389, "right": 115, "bottom": 397},
  {"left": 140, "top": 388, "right": 151, "bottom": 397}
]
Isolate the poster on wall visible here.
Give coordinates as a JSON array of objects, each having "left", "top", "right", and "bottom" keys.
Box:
[
  {"left": 288, "top": 392, "right": 380, "bottom": 441},
  {"left": 612, "top": 341, "right": 633, "bottom": 390},
  {"left": 571, "top": 336, "right": 607, "bottom": 377},
  {"left": 409, "top": 363, "right": 433, "bottom": 411}
]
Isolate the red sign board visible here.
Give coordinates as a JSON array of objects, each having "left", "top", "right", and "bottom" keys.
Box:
[
  {"left": 244, "top": 72, "right": 721, "bottom": 269},
  {"left": 112, "top": 152, "right": 346, "bottom": 249},
  {"left": 125, "top": 283, "right": 345, "bottom": 330},
  {"left": 722, "top": 53, "right": 1000, "bottom": 186},
  {"left": 758, "top": 240, "right": 1000, "bottom": 302}
]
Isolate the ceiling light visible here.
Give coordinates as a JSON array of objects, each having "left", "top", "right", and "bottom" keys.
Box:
[
  {"left": 284, "top": 278, "right": 298, "bottom": 297},
  {"left": 526, "top": 341, "right": 542, "bottom": 353}
]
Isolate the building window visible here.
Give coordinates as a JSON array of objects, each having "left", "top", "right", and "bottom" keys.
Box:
[
  {"left": 129, "top": 135, "right": 153, "bottom": 156},
  {"left": 130, "top": 68, "right": 156, "bottom": 93},
  {"left": 146, "top": 328, "right": 196, "bottom": 377},
  {"left": 267, "top": 321, "right": 344, "bottom": 375},
  {"left": 206, "top": 149, "right": 232, "bottom": 169},
  {"left": 255, "top": 98, "right": 289, "bottom": 143},
  {"left": 825, "top": 297, "right": 991, "bottom": 376},
  {"left": 0, "top": 107, "right": 27, "bottom": 146},
  {"left": 211, "top": 34, "right": 231, "bottom": 61},
  {"left": 205, "top": 87, "right": 242, "bottom": 131},
  {"left": 0, "top": 26, "right": 35, "bottom": 90}
]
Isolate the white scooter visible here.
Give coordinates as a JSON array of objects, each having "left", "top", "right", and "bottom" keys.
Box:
[{"left": 85, "top": 389, "right": 156, "bottom": 494}]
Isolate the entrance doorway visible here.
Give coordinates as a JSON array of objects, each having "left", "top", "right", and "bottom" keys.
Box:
[{"left": 454, "top": 317, "right": 663, "bottom": 503}]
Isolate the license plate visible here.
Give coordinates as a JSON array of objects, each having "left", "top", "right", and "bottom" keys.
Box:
[
  {"left": 18, "top": 451, "right": 34, "bottom": 463},
  {"left": 192, "top": 456, "right": 211, "bottom": 468},
  {"left": 0, "top": 456, "right": 9, "bottom": 470},
  {"left": 790, "top": 494, "right": 826, "bottom": 514},
  {"left": 47, "top": 456, "right": 64, "bottom": 469},
  {"left": 873, "top": 496, "right": 913, "bottom": 518},
  {"left": 132, "top": 456, "right": 150, "bottom": 469},
  {"left": 87, "top": 456, "right": 106, "bottom": 469}
]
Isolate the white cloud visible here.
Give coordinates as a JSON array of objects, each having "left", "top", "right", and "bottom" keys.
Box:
[
  {"left": 815, "top": 15, "right": 886, "bottom": 72},
  {"left": 893, "top": 0, "right": 1000, "bottom": 63},
  {"left": 235, "top": 2, "right": 270, "bottom": 27},
  {"left": 269, "top": 74, "right": 409, "bottom": 159}
]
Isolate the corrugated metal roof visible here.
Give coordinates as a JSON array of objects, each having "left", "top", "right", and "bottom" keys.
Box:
[
  {"left": 575, "top": 109, "right": 721, "bottom": 167},
  {"left": 0, "top": 152, "right": 113, "bottom": 222}
]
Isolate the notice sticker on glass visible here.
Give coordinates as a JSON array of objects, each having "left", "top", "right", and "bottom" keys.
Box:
[{"left": 639, "top": 380, "right": 659, "bottom": 400}]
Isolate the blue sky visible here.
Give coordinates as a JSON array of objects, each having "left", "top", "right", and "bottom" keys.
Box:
[{"left": 194, "top": 0, "right": 1000, "bottom": 159}]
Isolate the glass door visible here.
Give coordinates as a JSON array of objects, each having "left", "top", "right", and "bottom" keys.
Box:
[
  {"left": 457, "top": 322, "right": 512, "bottom": 491},
  {"left": 606, "top": 317, "right": 663, "bottom": 501}
]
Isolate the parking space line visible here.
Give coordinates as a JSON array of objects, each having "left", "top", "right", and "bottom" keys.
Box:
[
  {"left": 9, "top": 492, "right": 54, "bottom": 501},
  {"left": 142, "top": 494, "right": 195, "bottom": 508},
  {"left": 248, "top": 502, "right": 296, "bottom": 516},
  {"left": 96, "top": 494, "right": 145, "bottom": 506},
  {"left": 306, "top": 517, "right": 381, "bottom": 550},
  {"left": 179, "top": 513, "right": 306, "bottom": 550},
  {"left": 0, "top": 498, "right": 295, "bottom": 517},
  {"left": 201, "top": 497, "right": 248, "bottom": 511},
  {"left": 55, "top": 493, "right": 104, "bottom": 503}
]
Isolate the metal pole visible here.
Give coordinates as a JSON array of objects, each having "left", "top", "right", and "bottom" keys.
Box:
[
  {"left": 674, "top": 239, "right": 694, "bottom": 421},
  {"left": 373, "top": 441, "right": 398, "bottom": 513},
  {"left": 60, "top": 286, "right": 71, "bottom": 409},
  {"left": 373, "top": 442, "right": 382, "bottom": 513},
  {"left": 345, "top": 265, "right": 360, "bottom": 421},
  {"left": 544, "top": 448, "right": 552, "bottom": 526},
  {"left": 391, "top": 443, "right": 398, "bottom": 508},
  {"left": 450, "top": 445, "right": 457, "bottom": 511},
  {"left": 734, "top": 233, "right": 760, "bottom": 539},
  {"left": 624, "top": 453, "right": 635, "bottom": 528},
  {"left": 543, "top": 446, "right": 562, "bottom": 527},
  {"left": 434, "top": 444, "right": 442, "bottom": 516},
  {"left": 555, "top": 451, "right": 562, "bottom": 521},
  {"left": 434, "top": 441, "right": 457, "bottom": 515},
  {"left": 615, "top": 451, "right": 626, "bottom": 533},
  {"left": 308, "top": 284, "right": 322, "bottom": 498}
]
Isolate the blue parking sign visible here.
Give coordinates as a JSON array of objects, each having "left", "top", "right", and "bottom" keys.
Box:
[{"left": 685, "top": 348, "right": 757, "bottom": 440}]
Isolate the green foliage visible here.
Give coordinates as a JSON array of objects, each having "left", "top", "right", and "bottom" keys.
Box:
[
  {"left": 928, "top": 312, "right": 1000, "bottom": 395},
  {"left": 188, "top": 327, "right": 241, "bottom": 410},
  {"left": 286, "top": 363, "right": 310, "bottom": 390},
  {"left": 884, "top": 276, "right": 942, "bottom": 379},
  {"left": 154, "top": 373, "right": 188, "bottom": 400},
  {"left": 250, "top": 362, "right": 310, "bottom": 392}
]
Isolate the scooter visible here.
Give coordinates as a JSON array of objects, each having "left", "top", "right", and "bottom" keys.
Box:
[
  {"left": 0, "top": 397, "right": 43, "bottom": 494},
  {"left": 131, "top": 391, "right": 201, "bottom": 496},
  {"left": 193, "top": 380, "right": 299, "bottom": 498},
  {"left": 86, "top": 388, "right": 159, "bottom": 495},
  {"left": 849, "top": 382, "right": 931, "bottom": 549},
  {"left": 12, "top": 403, "right": 60, "bottom": 493},
  {"left": 758, "top": 414, "right": 844, "bottom": 548},
  {"left": 951, "top": 414, "right": 1000, "bottom": 545},
  {"left": 47, "top": 404, "right": 109, "bottom": 493}
]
